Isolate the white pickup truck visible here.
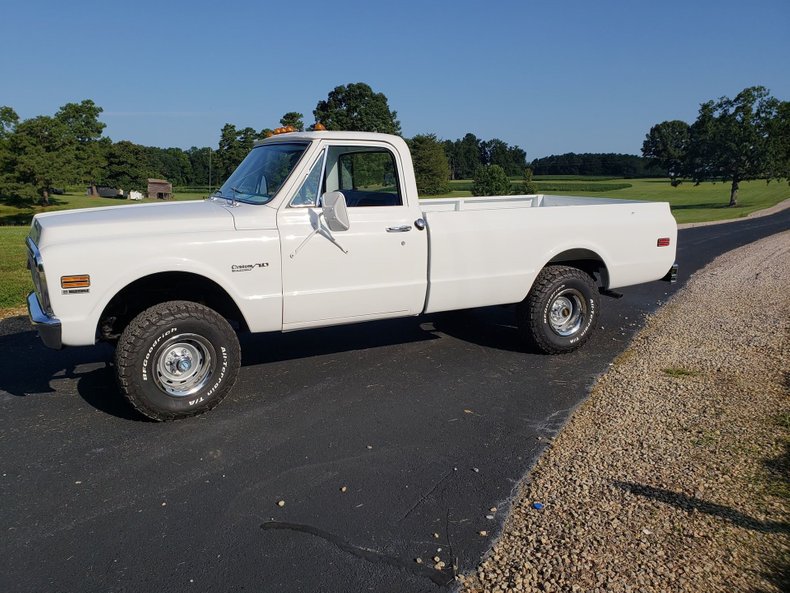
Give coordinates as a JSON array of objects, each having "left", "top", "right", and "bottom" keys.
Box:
[{"left": 26, "top": 131, "right": 677, "bottom": 420}]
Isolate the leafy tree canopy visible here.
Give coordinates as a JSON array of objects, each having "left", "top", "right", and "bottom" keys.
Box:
[
  {"left": 55, "top": 100, "right": 105, "bottom": 142},
  {"left": 279, "top": 112, "right": 304, "bottom": 131},
  {"left": 8, "top": 115, "right": 77, "bottom": 204},
  {"left": 686, "top": 86, "right": 784, "bottom": 206},
  {"left": 0, "top": 106, "right": 19, "bottom": 139},
  {"left": 214, "top": 124, "right": 266, "bottom": 184},
  {"left": 314, "top": 83, "right": 401, "bottom": 134},
  {"left": 641, "top": 120, "right": 690, "bottom": 185}
]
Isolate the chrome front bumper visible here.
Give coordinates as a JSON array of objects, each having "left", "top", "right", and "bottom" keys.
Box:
[{"left": 27, "top": 292, "right": 62, "bottom": 349}]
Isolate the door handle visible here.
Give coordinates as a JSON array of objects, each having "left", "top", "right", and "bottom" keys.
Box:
[{"left": 386, "top": 225, "right": 412, "bottom": 233}]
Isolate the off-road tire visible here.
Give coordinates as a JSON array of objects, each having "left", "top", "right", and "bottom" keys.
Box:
[
  {"left": 116, "top": 301, "right": 241, "bottom": 421},
  {"left": 517, "top": 265, "right": 599, "bottom": 354}
]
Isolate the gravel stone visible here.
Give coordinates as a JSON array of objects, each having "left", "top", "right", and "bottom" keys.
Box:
[{"left": 461, "top": 231, "right": 790, "bottom": 593}]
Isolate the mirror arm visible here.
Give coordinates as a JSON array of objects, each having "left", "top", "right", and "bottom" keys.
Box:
[{"left": 290, "top": 213, "right": 349, "bottom": 259}]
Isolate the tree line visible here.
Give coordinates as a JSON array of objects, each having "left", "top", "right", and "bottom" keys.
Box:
[
  {"left": 530, "top": 153, "right": 663, "bottom": 177},
  {"left": 0, "top": 83, "right": 528, "bottom": 202},
  {"left": 3, "top": 83, "right": 786, "bottom": 206},
  {"left": 642, "top": 86, "right": 789, "bottom": 206}
]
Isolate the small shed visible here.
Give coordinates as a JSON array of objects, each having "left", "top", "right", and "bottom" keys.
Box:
[{"left": 147, "top": 178, "right": 173, "bottom": 200}]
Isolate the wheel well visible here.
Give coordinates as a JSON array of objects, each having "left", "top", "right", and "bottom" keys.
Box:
[
  {"left": 546, "top": 249, "right": 609, "bottom": 287},
  {"left": 97, "top": 272, "right": 248, "bottom": 341}
]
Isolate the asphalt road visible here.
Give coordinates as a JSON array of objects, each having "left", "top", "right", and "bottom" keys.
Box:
[{"left": 1, "top": 208, "right": 788, "bottom": 593}]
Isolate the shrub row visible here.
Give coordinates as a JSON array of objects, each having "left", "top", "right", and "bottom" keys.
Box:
[{"left": 534, "top": 182, "right": 632, "bottom": 192}]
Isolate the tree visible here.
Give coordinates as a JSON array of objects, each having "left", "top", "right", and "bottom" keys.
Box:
[
  {"left": 768, "top": 100, "right": 790, "bottom": 180},
  {"left": 313, "top": 82, "right": 401, "bottom": 134},
  {"left": 472, "top": 164, "right": 511, "bottom": 196},
  {"left": 409, "top": 134, "right": 450, "bottom": 195},
  {"left": 454, "top": 133, "right": 483, "bottom": 179},
  {"left": 687, "top": 86, "right": 784, "bottom": 207},
  {"left": 0, "top": 107, "right": 19, "bottom": 199},
  {"left": 641, "top": 120, "right": 690, "bottom": 186},
  {"left": 0, "top": 106, "right": 18, "bottom": 140},
  {"left": 103, "top": 141, "right": 151, "bottom": 190},
  {"left": 55, "top": 100, "right": 107, "bottom": 196},
  {"left": 8, "top": 116, "right": 76, "bottom": 205},
  {"left": 279, "top": 112, "right": 304, "bottom": 131},
  {"left": 186, "top": 146, "right": 212, "bottom": 187},
  {"left": 530, "top": 153, "right": 662, "bottom": 177},
  {"left": 214, "top": 124, "right": 263, "bottom": 184},
  {"left": 482, "top": 138, "right": 528, "bottom": 176}
]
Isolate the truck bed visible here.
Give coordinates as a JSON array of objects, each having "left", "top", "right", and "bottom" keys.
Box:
[
  {"left": 419, "top": 194, "right": 677, "bottom": 314},
  {"left": 419, "top": 193, "right": 645, "bottom": 211}
]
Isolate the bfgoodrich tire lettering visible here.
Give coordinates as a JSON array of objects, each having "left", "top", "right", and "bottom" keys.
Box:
[
  {"left": 116, "top": 301, "right": 240, "bottom": 421},
  {"left": 517, "top": 265, "right": 600, "bottom": 354}
]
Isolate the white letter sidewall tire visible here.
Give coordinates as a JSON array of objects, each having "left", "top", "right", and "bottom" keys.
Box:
[
  {"left": 116, "top": 301, "right": 241, "bottom": 421},
  {"left": 518, "top": 266, "right": 599, "bottom": 354}
]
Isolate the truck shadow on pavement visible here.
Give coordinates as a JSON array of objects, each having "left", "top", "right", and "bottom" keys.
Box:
[
  {"left": 1, "top": 308, "right": 534, "bottom": 420},
  {"left": 237, "top": 308, "right": 535, "bottom": 367},
  {"left": 0, "top": 315, "right": 140, "bottom": 419}
]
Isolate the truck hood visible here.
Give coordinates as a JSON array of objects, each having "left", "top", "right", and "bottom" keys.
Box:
[{"left": 32, "top": 200, "right": 236, "bottom": 249}]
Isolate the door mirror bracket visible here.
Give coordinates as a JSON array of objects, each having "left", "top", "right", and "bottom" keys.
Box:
[{"left": 321, "top": 191, "right": 350, "bottom": 232}]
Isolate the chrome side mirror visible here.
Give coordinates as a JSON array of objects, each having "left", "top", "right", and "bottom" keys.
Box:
[{"left": 321, "top": 191, "right": 350, "bottom": 232}]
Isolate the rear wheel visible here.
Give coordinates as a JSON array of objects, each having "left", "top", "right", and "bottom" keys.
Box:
[
  {"left": 115, "top": 301, "right": 241, "bottom": 421},
  {"left": 517, "top": 265, "right": 599, "bottom": 354}
]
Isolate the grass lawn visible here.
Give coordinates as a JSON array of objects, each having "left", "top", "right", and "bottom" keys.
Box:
[
  {"left": 0, "top": 179, "right": 787, "bottom": 315},
  {"left": 0, "top": 226, "right": 32, "bottom": 314}
]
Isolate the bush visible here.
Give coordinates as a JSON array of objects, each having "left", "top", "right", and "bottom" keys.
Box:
[
  {"left": 519, "top": 167, "right": 538, "bottom": 194},
  {"left": 472, "top": 165, "right": 511, "bottom": 196}
]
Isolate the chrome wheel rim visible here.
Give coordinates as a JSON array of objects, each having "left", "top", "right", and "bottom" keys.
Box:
[
  {"left": 548, "top": 289, "right": 586, "bottom": 337},
  {"left": 153, "top": 333, "right": 215, "bottom": 397}
]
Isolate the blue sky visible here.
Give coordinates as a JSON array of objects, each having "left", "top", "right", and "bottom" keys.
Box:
[{"left": 2, "top": 0, "right": 788, "bottom": 158}]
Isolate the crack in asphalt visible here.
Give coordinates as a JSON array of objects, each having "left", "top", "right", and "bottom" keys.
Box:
[
  {"left": 399, "top": 469, "right": 455, "bottom": 522},
  {"left": 260, "top": 521, "right": 455, "bottom": 586}
]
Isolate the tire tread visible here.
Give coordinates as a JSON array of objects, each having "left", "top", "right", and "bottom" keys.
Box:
[
  {"left": 115, "top": 300, "right": 240, "bottom": 421},
  {"left": 517, "top": 265, "right": 598, "bottom": 354}
]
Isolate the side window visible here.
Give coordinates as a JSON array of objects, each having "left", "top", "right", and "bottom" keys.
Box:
[
  {"left": 291, "top": 151, "right": 325, "bottom": 206},
  {"left": 336, "top": 150, "right": 402, "bottom": 207}
]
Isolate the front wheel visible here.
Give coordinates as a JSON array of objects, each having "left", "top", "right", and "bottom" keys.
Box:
[
  {"left": 115, "top": 301, "right": 241, "bottom": 421},
  {"left": 517, "top": 266, "right": 599, "bottom": 354}
]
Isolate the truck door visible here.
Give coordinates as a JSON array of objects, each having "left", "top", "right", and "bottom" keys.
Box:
[{"left": 278, "top": 143, "right": 428, "bottom": 330}]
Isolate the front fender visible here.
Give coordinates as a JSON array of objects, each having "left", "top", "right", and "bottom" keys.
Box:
[{"left": 44, "top": 230, "right": 283, "bottom": 346}]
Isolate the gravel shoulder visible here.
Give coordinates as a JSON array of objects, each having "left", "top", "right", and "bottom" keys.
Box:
[{"left": 459, "top": 231, "right": 790, "bottom": 593}]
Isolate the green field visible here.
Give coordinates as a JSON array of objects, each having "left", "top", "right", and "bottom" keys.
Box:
[
  {"left": 0, "top": 226, "right": 32, "bottom": 312},
  {"left": 434, "top": 177, "right": 789, "bottom": 223},
  {"left": 1, "top": 179, "right": 787, "bottom": 315}
]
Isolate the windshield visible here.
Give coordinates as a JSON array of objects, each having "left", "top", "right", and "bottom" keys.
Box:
[{"left": 216, "top": 142, "right": 308, "bottom": 204}]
